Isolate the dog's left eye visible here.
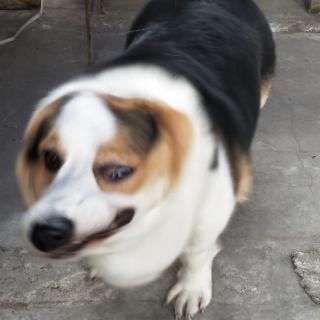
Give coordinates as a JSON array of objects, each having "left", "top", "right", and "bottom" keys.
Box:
[
  {"left": 100, "top": 165, "right": 134, "bottom": 183},
  {"left": 43, "top": 150, "right": 62, "bottom": 173}
]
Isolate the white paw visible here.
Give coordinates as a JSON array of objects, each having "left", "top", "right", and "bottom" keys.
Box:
[{"left": 167, "top": 268, "right": 212, "bottom": 319}]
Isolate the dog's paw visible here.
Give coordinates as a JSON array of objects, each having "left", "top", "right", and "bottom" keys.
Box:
[{"left": 166, "top": 268, "right": 212, "bottom": 319}]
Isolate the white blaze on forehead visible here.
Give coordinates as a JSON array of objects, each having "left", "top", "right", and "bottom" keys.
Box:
[
  {"left": 35, "top": 93, "right": 119, "bottom": 237},
  {"left": 55, "top": 93, "right": 116, "bottom": 156}
]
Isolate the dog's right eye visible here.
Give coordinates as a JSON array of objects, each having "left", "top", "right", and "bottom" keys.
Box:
[
  {"left": 99, "top": 165, "right": 135, "bottom": 183},
  {"left": 43, "top": 150, "right": 62, "bottom": 173}
]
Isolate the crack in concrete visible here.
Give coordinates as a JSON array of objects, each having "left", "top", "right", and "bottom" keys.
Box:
[
  {"left": 289, "top": 105, "right": 315, "bottom": 197},
  {"left": 255, "top": 140, "right": 278, "bottom": 151},
  {"left": 0, "top": 299, "right": 101, "bottom": 309}
]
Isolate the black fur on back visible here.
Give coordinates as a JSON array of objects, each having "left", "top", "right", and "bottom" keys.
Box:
[{"left": 96, "top": 0, "right": 276, "bottom": 152}]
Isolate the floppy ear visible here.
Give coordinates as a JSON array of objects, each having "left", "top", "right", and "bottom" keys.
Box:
[
  {"left": 16, "top": 98, "right": 65, "bottom": 208},
  {"left": 106, "top": 96, "right": 160, "bottom": 155},
  {"left": 101, "top": 95, "right": 193, "bottom": 192},
  {"left": 23, "top": 96, "right": 68, "bottom": 161}
]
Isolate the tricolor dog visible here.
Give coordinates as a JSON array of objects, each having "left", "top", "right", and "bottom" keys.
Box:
[{"left": 16, "top": 0, "right": 275, "bottom": 318}]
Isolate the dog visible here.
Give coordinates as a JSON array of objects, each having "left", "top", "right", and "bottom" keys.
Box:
[{"left": 16, "top": 0, "right": 275, "bottom": 318}]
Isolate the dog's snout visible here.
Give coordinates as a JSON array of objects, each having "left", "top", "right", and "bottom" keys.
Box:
[{"left": 31, "top": 216, "right": 74, "bottom": 252}]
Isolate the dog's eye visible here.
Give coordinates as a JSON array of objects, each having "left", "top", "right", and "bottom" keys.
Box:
[
  {"left": 100, "top": 165, "right": 134, "bottom": 183},
  {"left": 43, "top": 150, "right": 62, "bottom": 173}
]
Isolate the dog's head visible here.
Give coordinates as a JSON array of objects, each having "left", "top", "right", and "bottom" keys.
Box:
[{"left": 16, "top": 92, "right": 192, "bottom": 259}]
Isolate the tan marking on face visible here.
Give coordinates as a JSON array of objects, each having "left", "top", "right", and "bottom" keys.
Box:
[
  {"left": 260, "top": 73, "right": 274, "bottom": 109},
  {"left": 94, "top": 96, "right": 193, "bottom": 195},
  {"left": 16, "top": 98, "right": 66, "bottom": 208},
  {"left": 16, "top": 152, "right": 37, "bottom": 208},
  {"left": 16, "top": 131, "right": 64, "bottom": 207}
]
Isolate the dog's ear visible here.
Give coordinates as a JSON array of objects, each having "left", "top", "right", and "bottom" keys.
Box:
[
  {"left": 23, "top": 97, "right": 68, "bottom": 162},
  {"left": 99, "top": 95, "right": 193, "bottom": 192},
  {"left": 16, "top": 97, "right": 66, "bottom": 208},
  {"left": 105, "top": 95, "right": 160, "bottom": 155}
]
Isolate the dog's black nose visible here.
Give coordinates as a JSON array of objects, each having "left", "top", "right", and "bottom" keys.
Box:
[{"left": 31, "top": 216, "right": 74, "bottom": 252}]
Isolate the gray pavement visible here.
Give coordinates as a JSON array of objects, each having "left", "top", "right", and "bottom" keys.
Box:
[
  {"left": 259, "top": 0, "right": 320, "bottom": 32},
  {"left": 1, "top": 1, "right": 320, "bottom": 319}
]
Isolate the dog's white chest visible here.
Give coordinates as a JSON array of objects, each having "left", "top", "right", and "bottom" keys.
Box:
[{"left": 89, "top": 205, "right": 195, "bottom": 287}]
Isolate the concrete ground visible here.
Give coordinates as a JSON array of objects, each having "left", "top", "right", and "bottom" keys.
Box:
[{"left": 1, "top": 0, "right": 320, "bottom": 319}]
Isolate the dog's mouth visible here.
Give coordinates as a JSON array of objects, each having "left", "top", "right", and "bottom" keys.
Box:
[{"left": 48, "top": 208, "right": 135, "bottom": 259}]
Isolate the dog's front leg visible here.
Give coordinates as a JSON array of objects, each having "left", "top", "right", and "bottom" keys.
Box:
[
  {"left": 167, "top": 147, "right": 236, "bottom": 319},
  {"left": 167, "top": 239, "right": 221, "bottom": 320}
]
